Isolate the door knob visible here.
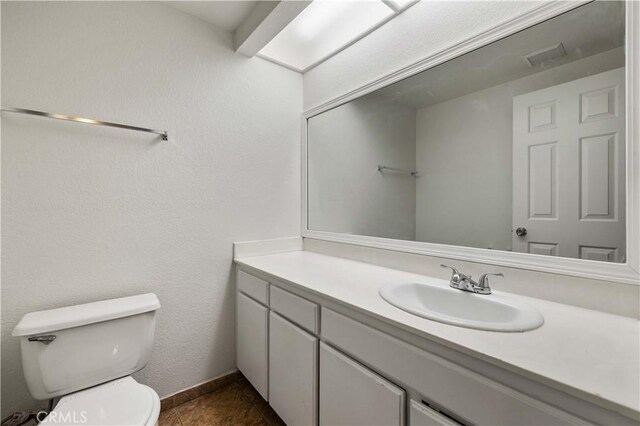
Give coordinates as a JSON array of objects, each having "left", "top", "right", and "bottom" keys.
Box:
[{"left": 515, "top": 227, "right": 527, "bottom": 237}]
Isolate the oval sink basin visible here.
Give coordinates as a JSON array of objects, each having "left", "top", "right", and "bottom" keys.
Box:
[{"left": 379, "top": 282, "right": 543, "bottom": 332}]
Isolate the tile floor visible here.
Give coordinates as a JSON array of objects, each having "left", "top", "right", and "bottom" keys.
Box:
[{"left": 159, "top": 377, "right": 285, "bottom": 426}]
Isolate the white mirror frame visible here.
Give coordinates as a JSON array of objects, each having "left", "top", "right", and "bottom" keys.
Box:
[{"left": 301, "top": 0, "right": 639, "bottom": 285}]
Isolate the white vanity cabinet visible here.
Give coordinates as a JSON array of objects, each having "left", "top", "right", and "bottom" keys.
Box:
[
  {"left": 236, "top": 266, "right": 621, "bottom": 426},
  {"left": 269, "top": 312, "right": 318, "bottom": 426},
  {"left": 237, "top": 269, "right": 320, "bottom": 425},
  {"left": 319, "top": 342, "right": 405, "bottom": 426}
]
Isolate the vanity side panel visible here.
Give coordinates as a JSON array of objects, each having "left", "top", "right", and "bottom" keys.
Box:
[{"left": 236, "top": 292, "right": 269, "bottom": 400}]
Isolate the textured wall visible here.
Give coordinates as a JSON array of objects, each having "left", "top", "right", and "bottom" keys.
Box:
[
  {"left": 303, "top": 1, "right": 540, "bottom": 111},
  {"left": 308, "top": 94, "right": 416, "bottom": 240},
  {"left": 1, "top": 1, "right": 301, "bottom": 416}
]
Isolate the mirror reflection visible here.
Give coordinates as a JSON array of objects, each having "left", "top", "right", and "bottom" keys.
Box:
[{"left": 307, "top": 1, "right": 626, "bottom": 262}]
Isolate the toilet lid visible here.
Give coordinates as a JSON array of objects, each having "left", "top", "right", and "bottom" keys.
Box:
[{"left": 41, "top": 377, "right": 156, "bottom": 426}]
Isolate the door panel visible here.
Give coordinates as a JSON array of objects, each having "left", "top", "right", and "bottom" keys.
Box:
[
  {"left": 528, "top": 100, "right": 557, "bottom": 132},
  {"left": 528, "top": 142, "right": 558, "bottom": 219},
  {"left": 580, "top": 85, "right": 617, "bottom": 123},
  {"left": 580, "top": 133, "right": 617, "bottom": 220},
  {"left": 528, "top": 242, "right": 558, "bottom": 256},
  {"left": 579, "top": 246, "right": 619, "bottom": 262}
]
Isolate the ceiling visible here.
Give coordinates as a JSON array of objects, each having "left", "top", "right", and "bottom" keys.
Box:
[
  {"left": 165, "top": 1, "right": 258, "bottom": 32},
  {"left": 375, "top": 1, "right": 625, "bottom": 110},
  {"left": 165, "top": 0, "right": 419, "bottom": 74}
]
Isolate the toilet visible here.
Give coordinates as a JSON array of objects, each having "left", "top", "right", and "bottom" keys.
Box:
[{"left": 12, "top": 294, "right": 162, "bottom": 425}]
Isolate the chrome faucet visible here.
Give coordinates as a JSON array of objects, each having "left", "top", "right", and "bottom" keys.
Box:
[{"left": 440, "top": 264, "right": 503, "bottom": 295}]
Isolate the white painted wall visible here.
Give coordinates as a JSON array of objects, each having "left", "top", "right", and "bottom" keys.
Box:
[
  {"left": 307, "top": 95, "right": 416, "bottom": 240},
  {"left": 1, "top": 1, "right": 301, "bottom": 416},
  {"left": 302, "top": 1, "right": 540, "bottom": 111},
  {"left": 415, "top": 85, "right": 513, "bottom": 251},
  {"left": 415, "top": 48, "right": 624, "bottom": 251}
]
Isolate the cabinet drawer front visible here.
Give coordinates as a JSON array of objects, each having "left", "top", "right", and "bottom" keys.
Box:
[
  {"left": 320, "top": 342, "right": 405, "bottom": 426},
  {"left": 236, "top": 292, "right": 269, "bottom": 400},
  {"left": 270, "top": 285, "right": 319, "bottom": 334},
  {"left": 322, "top": 308, "right": 587, "bottom": 426},
  {"left": 269, "top": 313, "right": 318, "bottom": 426},
  {"left": 237, "top": 270, "right": 269, "bottom": 305},
  {"left": 410, "top": 400, "right": 460, "bottom": 426}
]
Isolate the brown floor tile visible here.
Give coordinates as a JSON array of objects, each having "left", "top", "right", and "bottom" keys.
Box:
[
  {"left": 159, "top": 408, "right": 182, "bottom": 426},
  {"left": 162, "top": 371, "right": 244, "bottom": 413},
  {"left": 237, "top": 378, "right": 265, "bottom": 404},
  {"left": 236, "top": 378, "right": 284, "bottom": 426},
  {"left": 175, "top": 383, "right": 268, "bottom": 426},
  {"left": 254, "top": 400, "right": 286, "bottom": 426}
]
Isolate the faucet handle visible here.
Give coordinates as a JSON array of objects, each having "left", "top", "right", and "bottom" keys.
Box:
[
  {"left": 441, "top": 264, "right": 462, "bottom": 283},
  {"left": 478, "top": 272, "right": 504, "bottom": 288}
]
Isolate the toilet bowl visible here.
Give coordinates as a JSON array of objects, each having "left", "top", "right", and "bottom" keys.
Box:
[{"left": 13, "top": 294, "right": 161, "bottom": 426}]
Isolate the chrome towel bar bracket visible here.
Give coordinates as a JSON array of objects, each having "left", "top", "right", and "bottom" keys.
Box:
[{"left": 378, "top": 165, "right": 418, "bottom": 176}]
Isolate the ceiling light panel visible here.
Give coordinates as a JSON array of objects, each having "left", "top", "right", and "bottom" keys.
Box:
[{"left": 259, "top": 0, "right": 395, "bottom": 72}]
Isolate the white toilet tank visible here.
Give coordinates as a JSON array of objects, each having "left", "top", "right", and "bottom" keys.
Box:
[{"left": 12, "top": 293, "right": 161, "bottom": 400}]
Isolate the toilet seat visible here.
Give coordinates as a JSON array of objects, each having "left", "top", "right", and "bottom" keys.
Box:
[{"left": 41, "top": 376, "right": 160, "bottom": 426}]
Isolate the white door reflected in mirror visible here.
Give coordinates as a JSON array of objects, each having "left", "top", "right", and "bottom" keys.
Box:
[{"left": 513, "top": 68, "right": 625, "bottom": 262}]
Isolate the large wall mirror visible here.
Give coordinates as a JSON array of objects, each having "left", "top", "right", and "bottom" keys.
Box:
[{"left": 305, "top": 1, "right": 638, "bottom": 277}]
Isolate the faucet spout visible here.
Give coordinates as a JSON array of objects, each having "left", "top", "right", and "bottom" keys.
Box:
[{"left": 441, "top": 265, "right": 503, "bottom": 295}]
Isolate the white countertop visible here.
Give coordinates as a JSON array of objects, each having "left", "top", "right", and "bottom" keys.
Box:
[{"left": 235, "top": 250, "right": 640, "bottom": 420}]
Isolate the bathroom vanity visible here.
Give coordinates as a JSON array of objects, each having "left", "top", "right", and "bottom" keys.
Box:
[{"left": 235, "top": 249, "right": 639, "bottom": 426}]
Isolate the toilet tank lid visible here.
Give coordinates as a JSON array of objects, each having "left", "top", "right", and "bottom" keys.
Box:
[{"left": 12, "top": 293, "right": 161, "bottom": 337}]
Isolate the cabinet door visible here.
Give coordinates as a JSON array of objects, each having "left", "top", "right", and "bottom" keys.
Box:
[
  {"left": 237, "top": 292, "right": 269, "bottom": 400},
  {"left": 319, "top": 342, "right": 405, "bottom": 426},
  {"left": 269, "top": 312, "right": 318, "bottom": 426},
  {"left": 410, "top": 400, "right": 461, "bottom": 426}
]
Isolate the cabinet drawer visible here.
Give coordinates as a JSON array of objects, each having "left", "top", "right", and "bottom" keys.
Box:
[
  {"left": 410, "top": 400, "right": 460, "bottom": 426},
  {"left": 320, "top": 342, "right": 405, "bottom": 426},
  {"left": 322, "top": 308, "right": 586, "bottom": 426},
  {"left": 270, "top": 285, "right": 319, "bottom": 334},
  {"left": 237, "top": 270, "right": 269, "bottom": 305}
]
